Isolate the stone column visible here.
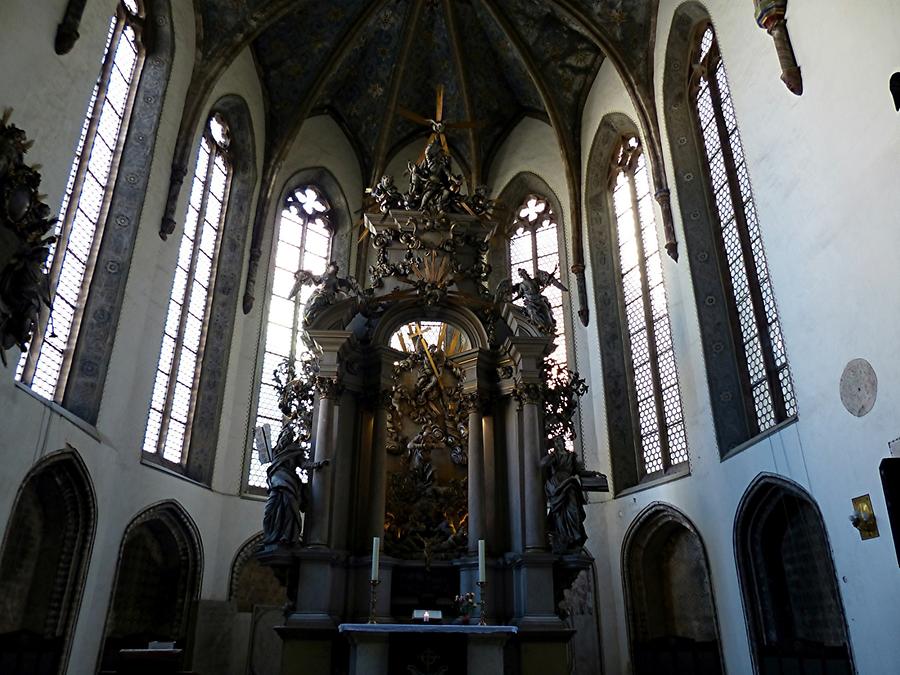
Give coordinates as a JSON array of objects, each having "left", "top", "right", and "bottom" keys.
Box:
[
  {"left": 466, "top": 394, "right": 486, "bottom": 553},
  {"left": 517, "top": 383, "right": 546, "bottom": 552},
  {"left": 307, "top": 376, "right": 339, "bottom": 547},
  {"left": 753, "top": 0, "right": 803, "bottom": 95}
]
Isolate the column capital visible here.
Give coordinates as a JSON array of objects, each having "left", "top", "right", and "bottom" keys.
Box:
[
  {"left": 512, "top": 381, "right": 543, "bottom": 407},
  {"left": 315, "top": 376, "right": 342, "bottom": 400}
]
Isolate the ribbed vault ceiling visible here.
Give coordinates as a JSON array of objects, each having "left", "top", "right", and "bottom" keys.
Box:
[{"left": 192, "top": 0, "right": 658, "bottom": 184}]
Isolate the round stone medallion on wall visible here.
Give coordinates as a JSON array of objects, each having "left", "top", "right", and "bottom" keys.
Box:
[{"left": 840, "top": 358, "right": 877, "bottom": 417}]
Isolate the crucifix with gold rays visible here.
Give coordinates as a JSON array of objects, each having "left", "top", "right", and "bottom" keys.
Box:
[{"left": 397, "top": 84, "right": 482, "bottom": 162}]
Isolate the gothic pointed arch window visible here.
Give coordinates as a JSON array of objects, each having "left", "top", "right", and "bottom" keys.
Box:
[
  {"left": 17, "top": 0, "right": 146, "bottom": 401},
  {"left": 143, "top": 113, "right": 233, "bottom": 466},
  {"left": 246, "top": 185, "right": 333, "bottom": 489},
  {"left": 611, "top": 136, "right": 687, "bottom": 477},
  {"left": 509, "top": 195, "right": 570, "bottom": 366},
  {"left": 690, "top": 22, "right": 796, "bottom": 435}
]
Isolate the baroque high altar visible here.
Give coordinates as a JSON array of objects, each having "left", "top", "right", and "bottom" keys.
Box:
[{"left": 256, "top": 137, "right": 607, "bottom": 675}]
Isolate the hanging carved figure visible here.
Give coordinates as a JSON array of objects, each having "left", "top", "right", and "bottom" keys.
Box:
[
  {"left": 0, "top": 110, "right": 56, "bottom": 365},
  {"left": 541, "top": 437, "right": 604, "bottom": 554},
  {"left": 497, "top": 267, "right": 568, "bottom": 334},
  {"left": 369, "top": 174, "right": 404, "bottom": 213},
  {"left": 289, "top": 261, "right": 360, "bottom": 328}
]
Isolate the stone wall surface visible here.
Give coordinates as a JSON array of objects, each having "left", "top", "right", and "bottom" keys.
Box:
[{"left": 0, "top": 0, "right": 898, "bottom": 674}]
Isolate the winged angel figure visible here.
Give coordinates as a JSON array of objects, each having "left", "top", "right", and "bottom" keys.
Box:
[
  {"left": 289, "top": 261, "right": 360, "bottom": 328},
  {"left": 495, "top": 267, "right": 568, "bottom": 334}
]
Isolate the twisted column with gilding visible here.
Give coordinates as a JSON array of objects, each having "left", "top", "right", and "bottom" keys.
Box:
[
  {"left": 306, "top": 376, "right": 341, "bottom": 547},
  {"left": 514, "top": 381, "right": 547, "bottom": 551},
  {"left": 463, "top": 392, "right": 487, "bottom": 553}
]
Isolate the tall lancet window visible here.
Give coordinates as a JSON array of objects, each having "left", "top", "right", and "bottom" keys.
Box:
[
  {"left": 247, "top": 186, "right": 333, "bottom": 489},
  {"left": 612, "top": 136, "right": 687, "bottom": 476},
  {"left": 509, "top": 196, "right": 569, "bottom": 366},
  {"left": 143, "top": 114, "right": 232, "bottom": 465},
  {"left": 691, "top": 24, "right": 796, "bottom": 433},
  {"left": 17, "top": 0, "right": 145, "bottom": 400}
]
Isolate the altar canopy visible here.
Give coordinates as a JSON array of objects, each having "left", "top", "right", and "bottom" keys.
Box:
[{"left": 256, "top": 136, "right": 606, "bottom": 675}]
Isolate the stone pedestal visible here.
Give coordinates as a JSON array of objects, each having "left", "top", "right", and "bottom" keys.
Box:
[{"left": 338, "top": 624, "right": 517, "bottom": 675}]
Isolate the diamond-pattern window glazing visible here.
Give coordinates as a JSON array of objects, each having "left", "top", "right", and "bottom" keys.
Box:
[
  {"left": 143, "top": 115, "right": 232, "bottom": 465},
  {"left": 611, "top": 137, "right": 688, "bottom": 478},
  {"left": 691, "top": 24, "right": 797, "bottom": 435},
  {"left": 247, "top": 186, "right": 333, "bottom": 489},
  {"left": 17, "top": 1, "right": 144, "bottom": 401}
]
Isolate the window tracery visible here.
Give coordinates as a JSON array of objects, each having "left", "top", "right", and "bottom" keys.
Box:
[
  {"left": 143, "top": 114, "right": 232, "bottom": 465},
  {"left": 247, "top": 186, "right": 333, "bottom": 489},
  {"left": 611, "top": 136, "right": 687, "bottom": 476},
  {"left": 17, "top": 0, "right": 145, "bottom": 401},
  {"left": 690, "top": 24, "right": 796, "bottom": 434},
  {"left": 509, "top": 195, "right": 569, "bottom": 366}
]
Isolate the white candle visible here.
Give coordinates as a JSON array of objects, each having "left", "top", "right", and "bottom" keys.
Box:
[
  {"left": 478, "top": 539, "right": 486, "bottom": 583},
  {"left": 371, "top": 537, "right": 380, "bottom": 581}
]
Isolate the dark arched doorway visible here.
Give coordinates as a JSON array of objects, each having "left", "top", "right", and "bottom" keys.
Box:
[
  {"left": 623, "top": 503, "right": 723, "bottom": 675},
  {"left": 98, "top": 501, "right": 202, "bottom": 672},
  {"left": 0, "top": 451, "right": 96, "bottom": 675},
  {"left": 735, "top": 475, "right": 853, "bottom": 674}
]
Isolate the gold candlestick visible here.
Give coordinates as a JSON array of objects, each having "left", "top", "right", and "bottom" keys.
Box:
[
  {"left": 368, "top": 579, "right": 380, "bottom": 624},
  {"left": 477, "top": 581, "right": 487, "bottom": 626}
]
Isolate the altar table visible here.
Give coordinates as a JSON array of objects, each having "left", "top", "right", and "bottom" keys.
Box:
[{"left": 339, "top": 623, "right": 518, "bottom": 675}]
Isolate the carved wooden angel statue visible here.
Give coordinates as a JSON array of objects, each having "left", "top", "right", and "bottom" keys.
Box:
[
  {"left": 289, "top": 261, "right": 360, "bottom": 327},
  {"left": 496, "top": 266, "right": 568, "bottom": 334}
]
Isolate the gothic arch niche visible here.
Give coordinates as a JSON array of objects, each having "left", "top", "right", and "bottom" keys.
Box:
[
  {"left": 0, "top": 451, "right": 96, "bottom": 675},
  {"left": 623, "top": 504, "right": 723, "bottom": 675},
  {"left": 735, "top": 476, "right": 853, "bottom": 674},
  {"left": 229, "top": 533, "right": 285, "bottom": 675},
  {"left": 98, "top": 501, "right": 202, "bottom": 672}
]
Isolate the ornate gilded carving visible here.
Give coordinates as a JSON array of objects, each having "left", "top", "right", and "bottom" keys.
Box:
[
  {"left": 370, "top": 138, "right": 493, "bottom": 218},
  {"left": 387, "top": 342, "right": 468, "bottom": 465},
  {"left": 496, "top": 267, "right": 567, "bottom": 334},
  {"left": 0, "top": 111, "right": 56, "bottom": 366},
  {"left": 290, "top": 261, "right": 361, "bottom": 328}
]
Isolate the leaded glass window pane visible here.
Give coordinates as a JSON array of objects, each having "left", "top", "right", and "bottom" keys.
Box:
[
  {"left": 143, "top": 115, "right": 232, "bottom": 464},
  {"left": 612, "top": 137, "right": 687, "bottom": 476},
  {"left": 17, "top": 1, "right": 144, "bottom": 401},
  {"left": 691, "top": 24, "right": 796, "bottom": 434},
  {"left": 247, "top": 187, "right": 333, "bottom": 489}
]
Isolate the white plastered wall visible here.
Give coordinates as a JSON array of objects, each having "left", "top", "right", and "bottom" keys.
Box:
[
  {"left": 0, "top": 3, "right": 273, "bottom": 673},
  {"left": 579, "top": 1, "right": 900, "bottom": 674}
]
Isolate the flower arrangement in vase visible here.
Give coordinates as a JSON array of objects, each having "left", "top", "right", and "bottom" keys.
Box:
[{"left": 454, "top": 592, "right": 477, "bottom": 624}]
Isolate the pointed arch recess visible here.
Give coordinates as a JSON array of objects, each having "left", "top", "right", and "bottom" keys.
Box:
[
  {"left": 98, "top": 500, "right": 202, "bottom": 671},
  {"left": 622, "top": 502, "right": 724, "bottom": 675},
  {"left": 734, "top": 475, "right": 854, "bottom": 674},
  {"left": 0, "top": 450, "right": 97, "bottom": 675}
]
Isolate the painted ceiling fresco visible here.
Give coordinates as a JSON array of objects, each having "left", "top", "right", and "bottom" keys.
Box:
[{"left": 194, "top": 0, "right": 657, "bottom": 182}]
